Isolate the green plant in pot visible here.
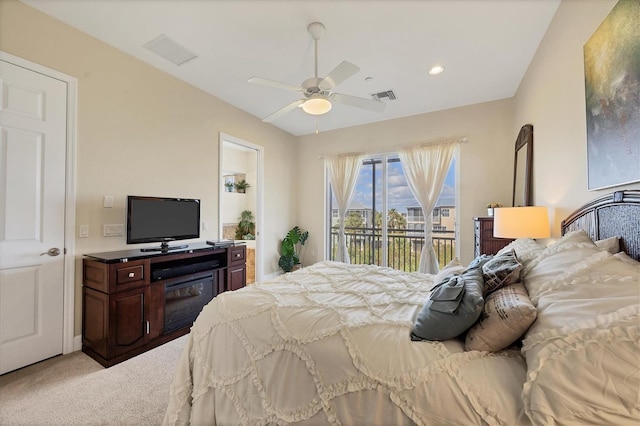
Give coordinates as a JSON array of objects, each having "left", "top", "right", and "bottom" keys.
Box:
[
  {"left": 224, "top": 181, "right": 234, "bottom": 192},
  {"left": 234, "top": 179, "right": 250, "bottom": 193},
  {"left": 278, "top": 226, "right": 309, "bottom": 272},
  {"left": 235, "top": 210, "right": 255, "bottom": 240}
]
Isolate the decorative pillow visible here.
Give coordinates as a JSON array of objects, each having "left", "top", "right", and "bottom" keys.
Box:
[
  {"left": 465, "top": 282, "right": 536, "bottom": 352},
  {"left": 594, "top": 236, "right": 620, "bottom": 254},
  {"left": 411, "top": 258, "right": 488, "bottom": 341},
  {"left": 433, "top": 257, "right": 465, "bottom": 285},
  {"left": 467, "top": 254, "right": 493, "bottom": 269},
  {"left": 481, "top": 249, "right": 522, "bottom": 295},
  {"left": 496, "top": 238, "right": 546, "bottom": 269},
  {"left": 520, "top": 233, "right": 640, "bottom": 425},
  {"left": 522, "top": 230, "right": 600, "bottom": 301},
  {"left": 614, "top": 251, "right": 639, "bottom": 265}
]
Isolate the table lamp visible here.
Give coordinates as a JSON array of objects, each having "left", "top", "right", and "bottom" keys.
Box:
[{"left": 493, "top": 206, "right": 550, "bottom": 239}]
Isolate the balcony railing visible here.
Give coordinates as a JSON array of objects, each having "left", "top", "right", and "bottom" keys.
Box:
[{"left": 329, "top": 227, "right": 455, "bottom": 272}]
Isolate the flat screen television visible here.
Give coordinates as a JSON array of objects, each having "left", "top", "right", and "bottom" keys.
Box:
[{"left": 127, "top": 195, "right": 200, "bottom": 252}]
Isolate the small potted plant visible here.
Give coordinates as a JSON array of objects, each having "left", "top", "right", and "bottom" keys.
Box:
[
  {"left": 486, "top": 202, "right": 503, "bottom": 217},
  {"left": 278, "top": 226, "right": 309, "bottom": 273},
  {"left": 224, "top": 181, "right": 235, "bottom": 192},
  {"left": 234, "top": 179, "right": 250, "bottom": 193},
  {"left": 235, "top": 210, "right": 255, "bottom": 240}
]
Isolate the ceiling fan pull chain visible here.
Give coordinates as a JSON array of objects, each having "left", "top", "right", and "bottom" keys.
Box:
[{"left": 316, "top": 117, "right": 319, "bottom": 135}]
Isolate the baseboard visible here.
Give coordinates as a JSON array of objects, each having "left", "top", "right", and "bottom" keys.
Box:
[
  {"left": 262, "top": 270, "right": 283, "bottom": 281},
  {"left": 73, "top": 334, "right": 82, "bottom": 352}
]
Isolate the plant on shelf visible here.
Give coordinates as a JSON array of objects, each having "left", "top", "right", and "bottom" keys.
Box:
[
  {"left": 235, "top": 210, "right": 255, "bottom": 240},
  {"left": 278, "top": 226, "right": 309, "bottom": 273},
  {"left": 234, "top": 179, "right": 250, "bottom": 193},
  {"left": 224, "top": 181, "right": 235, "bottom": 192},
  {"left": 486, "top": 202, "right": 503, "bottom": 217}
]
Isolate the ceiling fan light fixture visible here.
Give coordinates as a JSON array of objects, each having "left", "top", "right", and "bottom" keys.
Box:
[
  {"left": 302, "top": 96, "right": 332, "bottom": 115},
  {"left": 428, "top": 65, "right": 445, "bottom": 75}
]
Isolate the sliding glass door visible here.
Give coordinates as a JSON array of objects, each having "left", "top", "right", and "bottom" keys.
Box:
[{"left": 327, "top": 153, "right": 456, "bottom": 271}]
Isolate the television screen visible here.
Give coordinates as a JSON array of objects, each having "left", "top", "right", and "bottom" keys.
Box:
[{"left": 127, "top": 196, "right": 200, "bottom": 246}]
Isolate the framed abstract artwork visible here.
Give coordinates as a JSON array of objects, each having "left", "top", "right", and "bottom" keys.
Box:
[{"left": 584, "top": 0, "right": 640, "bottom": 190}]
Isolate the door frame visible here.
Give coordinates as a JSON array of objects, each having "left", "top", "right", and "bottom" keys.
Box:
[
  {"left": 1, "top": 51, "right": 78, "bottom": 354},
  {"left": 218, "top": 133, "right": 264, "bottom": 282}
]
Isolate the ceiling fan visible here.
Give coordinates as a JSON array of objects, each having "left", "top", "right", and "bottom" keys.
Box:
[{"left": 248, "top": 22, "right": 386, "bottom": 123}]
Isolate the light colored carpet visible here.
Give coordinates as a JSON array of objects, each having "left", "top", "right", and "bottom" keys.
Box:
[{"left": 0, "top": 335, "right": 188, "bottom": 425}]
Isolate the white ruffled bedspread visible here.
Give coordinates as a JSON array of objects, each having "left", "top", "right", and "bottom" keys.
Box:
[{"left": 163, "top": 261, "right": 529, "bottom": 425}]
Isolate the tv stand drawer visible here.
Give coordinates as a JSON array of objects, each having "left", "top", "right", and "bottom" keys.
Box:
[
  {"left": 116, "top": 264, "right": 145, "bottom": 286},
  {"left": 83, "top": 259, "right": 149, "bottom": 293}
]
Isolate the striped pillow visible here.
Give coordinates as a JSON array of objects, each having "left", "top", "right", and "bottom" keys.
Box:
[{"left": 482, "top": 249, "right": 522, "bottom": 295}]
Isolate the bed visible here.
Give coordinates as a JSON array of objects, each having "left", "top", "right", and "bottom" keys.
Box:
[{"left": 163, "top": 190, "right": 640, "bottom": 425}]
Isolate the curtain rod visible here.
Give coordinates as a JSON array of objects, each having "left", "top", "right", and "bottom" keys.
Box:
[
  {"left": 399, "top": 136, "right": 468, "bottom": 150},
  {"left": 317, "top": 136, "right": 468, "bottom": 159}
]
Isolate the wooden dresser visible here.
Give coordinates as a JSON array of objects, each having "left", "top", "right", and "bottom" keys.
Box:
[{"left": 473, "top": 217, "right": 514, "bottom": 257}]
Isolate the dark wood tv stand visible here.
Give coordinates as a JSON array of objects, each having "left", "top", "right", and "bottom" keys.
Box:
[{"left": 82, "top": 243, "right": 246, "bottom": 367}]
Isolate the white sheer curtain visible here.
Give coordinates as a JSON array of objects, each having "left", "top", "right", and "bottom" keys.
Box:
[
  {"left": 399, "top": 140, "right": 457, "bottom": 274},
  {"left": 326, "top": 153, "right": 363, "bottom": 263}
]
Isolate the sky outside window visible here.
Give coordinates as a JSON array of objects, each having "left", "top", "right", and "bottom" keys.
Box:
[{"left": 349, "top": 157, "right": 456, "bottom": 215}]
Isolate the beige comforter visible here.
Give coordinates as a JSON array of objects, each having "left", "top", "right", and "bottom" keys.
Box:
[{"left": 163, "top": 261, "right": 529, "bottom": 425}]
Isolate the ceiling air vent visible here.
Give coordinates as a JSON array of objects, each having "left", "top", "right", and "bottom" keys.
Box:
[
  {"left": 371, "top": 90, "right": 397, "bottom": 102},
  {"left": 143, "top": 34, "right": 198, "bottom": 66}
]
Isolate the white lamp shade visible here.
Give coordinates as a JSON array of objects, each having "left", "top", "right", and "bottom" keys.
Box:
[
  {"left": 302, "top": 95, "right": 332, "bottom": 115},
  {"left": 493, "top": 206, "right": 550, "bottom": 239}
]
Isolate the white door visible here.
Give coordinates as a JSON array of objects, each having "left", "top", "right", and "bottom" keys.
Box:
[{"left": 0, "top": 60, "right": 68, "bottom": 374}]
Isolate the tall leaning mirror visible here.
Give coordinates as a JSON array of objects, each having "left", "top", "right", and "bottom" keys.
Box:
[{"left": 512, "top": 124, "right": 533, "bottom": 207}]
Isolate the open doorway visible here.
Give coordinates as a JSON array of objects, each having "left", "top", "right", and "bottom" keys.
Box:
[{"left": 219, "top": 133, "right": 263, "bottom": 283}]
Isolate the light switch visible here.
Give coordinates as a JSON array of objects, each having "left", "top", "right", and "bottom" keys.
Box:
[
  {"left": 104, "top": 195, "right": 114, "bottom": 208},
  {"left": 79, "top": 225, "right": 89, "bottom": 238},
  {"left": 103, "top": 224, "right": 124, "bottom": 236}
]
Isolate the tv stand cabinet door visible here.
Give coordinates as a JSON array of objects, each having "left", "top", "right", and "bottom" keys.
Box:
[
  {"left": 228, "top": 265, "right": 246, "bottom": 291},
  {"left": 227, "top": 245, "right": 246, "bottom": 291},
  {"left": 83, "top": 286, "right": 150, "bottom": 360},
  {"left": 109, "top": 286, "right": 150, "bottom": 357}
]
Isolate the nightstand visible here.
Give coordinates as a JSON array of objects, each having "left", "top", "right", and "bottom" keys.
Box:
[{"left": 474, "top": 217, "right": 514, "bottom": 257}]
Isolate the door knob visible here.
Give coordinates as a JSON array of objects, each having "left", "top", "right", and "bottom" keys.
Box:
[{"left": 40, "top": 248, "right": 61, "bottom": 256}]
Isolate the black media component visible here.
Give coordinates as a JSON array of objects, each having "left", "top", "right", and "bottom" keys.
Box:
[{"left": 151, "top": 259, "right": 221, "bottom": 281}]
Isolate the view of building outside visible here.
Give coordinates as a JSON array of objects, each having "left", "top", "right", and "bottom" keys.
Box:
[{"left": 329, "top": 155, "right": 456, "bottom": 271}]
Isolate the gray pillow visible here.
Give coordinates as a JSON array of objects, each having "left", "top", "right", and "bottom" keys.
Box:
[{"left": 411, "top": 259, "right": 487, "bottom": 341}]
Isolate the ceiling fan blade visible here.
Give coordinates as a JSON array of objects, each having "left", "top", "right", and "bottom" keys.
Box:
[
  {"left": 248, "top": 77, "right": 303, "bottom": 93},
  {"left": 319, "top": 61, "right": 360, "bottom": 90},
  {"left": 330, "top": 93, "right": 386, "bottom": 113},
  {"left": 262, "top": 99, "right": 305, "bottom": 122}
]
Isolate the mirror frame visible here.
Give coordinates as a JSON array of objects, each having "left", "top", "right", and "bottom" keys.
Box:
[{"left": 512, "top": 124, "right": 533, "bottom": 207}]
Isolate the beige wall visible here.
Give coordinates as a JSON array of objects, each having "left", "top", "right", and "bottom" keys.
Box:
[
  {"left": 296, "top": 99, "right": 516, "bottom": 265},
  {"left": 0, "top": 0, "right": 298, "bottom": 335},
  {"left": 513, "top": 0, "right": 639, "bottom": 233}
]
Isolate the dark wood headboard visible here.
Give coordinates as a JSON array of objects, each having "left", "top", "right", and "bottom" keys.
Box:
[{"left": 561, "top": 190, "right": 640, "bottom": 261}]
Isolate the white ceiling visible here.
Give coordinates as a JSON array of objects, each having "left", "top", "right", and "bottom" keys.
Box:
[{"left": 23, "top": 0, "right": 560, "bottom": 136}]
